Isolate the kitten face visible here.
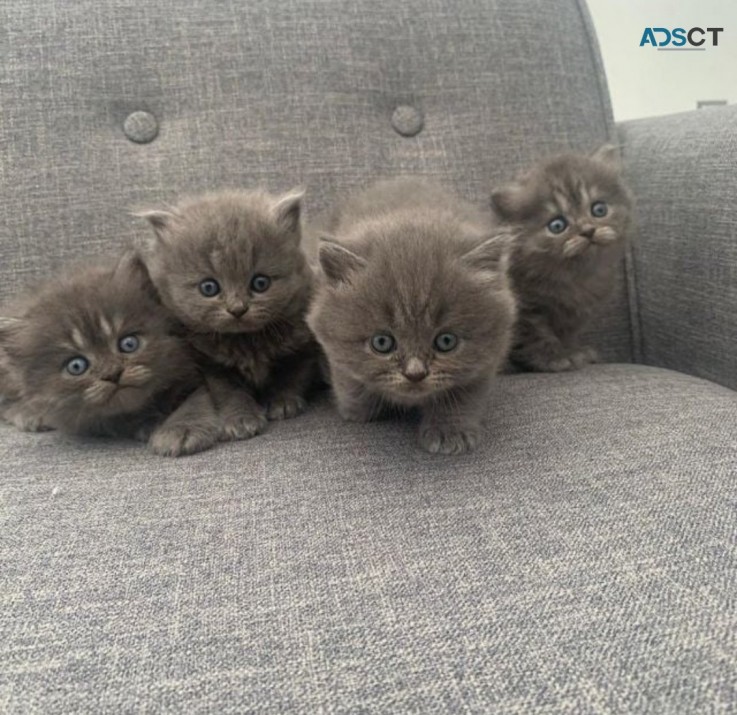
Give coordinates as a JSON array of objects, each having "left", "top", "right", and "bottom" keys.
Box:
[
  {"left": 0, "top": 259, "right": 193, "bottom": 431},
  {"left": 492, "top": 145, "right": 632, "bottom": 260},
  {"left": 309, "top": 222, "right": 516, "bottom": 407},
  {"left": 137, "top": 189, "right": 309, "bottom": 334}
]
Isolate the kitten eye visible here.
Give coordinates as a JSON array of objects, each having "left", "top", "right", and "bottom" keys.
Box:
[
  {"left": 118, "top": 334, "right": 140, "bottom": 353},
  {"left": 250, "top": 274, "right": 271, "bottom": 293},
  {"left": 199, "top": 278, "right": 221, "bottom": 297},
  {"left": 434, "top": 332, "right": 458, "bottom": 353},
  {"left": 547, "top": 216, "right": 568, "bottom": 234},
  {"left": 66, "top": 356, "right": 90, "bottom": 376},
  {"left": 591, "top": 201, "right": 608, "bottom": 218},
  {"left": 370, "top": 333, "right": 396, "bottom": 354}
]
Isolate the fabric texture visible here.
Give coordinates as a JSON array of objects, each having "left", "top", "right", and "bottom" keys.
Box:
[
  {"left": 0, "top": 0, "right": 631, "bottom": 361},
  {"left": 619, "top": 106, "right": 737, "bottom": 390},
  {"left": 2, "top": 0, "right": 736, "bottom": 712},
  {"left": 2, "top": 365, "right": 736, "bottom": 712}
]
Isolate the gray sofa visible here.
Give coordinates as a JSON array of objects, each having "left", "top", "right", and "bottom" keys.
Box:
[{"left": 2, "top": 0, "right": 736, "bottom": 711}]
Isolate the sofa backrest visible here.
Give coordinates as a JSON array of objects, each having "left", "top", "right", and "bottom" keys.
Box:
[{"left": 0, "top": 0, "right": 632, "bottom": 361}]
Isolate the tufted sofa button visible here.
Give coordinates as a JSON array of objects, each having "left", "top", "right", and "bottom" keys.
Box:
[
  {"left": 391, "top": 105, "right": 424, "bottom": 137},
  {"left": 123, "top": 111, "right": 159, "bottom": 144}
]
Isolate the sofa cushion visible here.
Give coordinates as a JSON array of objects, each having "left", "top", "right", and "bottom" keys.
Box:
[
  {"left": 0, "top": 0, "right": 631, "bottom": 362},
  {"left": 2, "top": 364, "right": 735, "bottom": 712}
]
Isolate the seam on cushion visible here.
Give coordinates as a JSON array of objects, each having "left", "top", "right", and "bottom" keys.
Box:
[
  {"left": 616, "top": 122, "right": 645, "bottom": 364},
  {"left": 574, "top": 0, "right": 640, "bottom": 364}
]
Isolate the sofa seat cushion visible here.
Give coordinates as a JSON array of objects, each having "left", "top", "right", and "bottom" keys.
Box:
[{"left": 2, "top": 364, "right": 735, "bottom": 711}]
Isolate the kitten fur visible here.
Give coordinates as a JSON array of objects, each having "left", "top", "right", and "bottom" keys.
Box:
[
  {"left": 136, "top": 188, "right": 318, "bottom": 441},
  {"left": 491, "top": 145, "right": 633, "bottom": 372},
  {"left": 0, "top": 256, "right": 220, "bottom": 456},
  {"left": 307, "top": 177, "right": 516, "bottom": 455}
]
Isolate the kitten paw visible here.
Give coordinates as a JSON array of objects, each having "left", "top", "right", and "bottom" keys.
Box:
[
  {"left": 569, "top": 346, "right": 599, "bottom": 369},
  {"left": 418, "top": 425, "right": 479, "bottom": 455},
  {"left": 1, "top": 406, "right": 53, "bottom": 433},
  {"left": 266, "top": 394, "right": 307, "bottom": 421},
  {"left": 148, "top": 423, "right": 219, "bottom": 457},
  {"left": 526, "top": 347, "right": 599, "bottom": 372},
  {"left": 543, "top": 356, "right": 575, "bottom": 372},
  {"left": 220, "top": 411, "right": 267, "bottom": 441}
]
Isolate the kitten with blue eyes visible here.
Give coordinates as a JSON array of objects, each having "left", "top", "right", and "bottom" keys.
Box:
[
  {"left": 136, "top": 189, "right": 318, "bottom": 441},
  {"left": 491, "top": 145, "right": 633, "bottom": 372},
  {"left": 307, "top": 177, "right": 516, "bottom": 455},
  {"left": 0, "top": 256, "right": 220, "bottom": 455}
]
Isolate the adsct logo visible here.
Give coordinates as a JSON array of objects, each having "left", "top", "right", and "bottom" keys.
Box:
[{"left": 640, "top": 27, "right": 723, "bottom": 50}]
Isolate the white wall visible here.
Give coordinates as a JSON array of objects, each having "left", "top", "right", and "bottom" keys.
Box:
[{"left": 586, "top": 0, "right": 737, "bottom": 121}]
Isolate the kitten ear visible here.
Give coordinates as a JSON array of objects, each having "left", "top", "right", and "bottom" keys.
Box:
[
  {"left": 461, "top": 233, "right": 513, "bottom": 280},
  {"left": 112, "top": 250, "right": 161, "bottom": 302},
  {"left": 490, "top": 184, "right": 526, "bottom": 221},
  {"left": 273, "top": 189, "right": 305, "bottom": 235},
  {"left": 132, "top": 206, "right": 179, "bottom": 244},
  {"left": 591, "top": 144, "right": 623, "bottom": 172},
  {"left": 113, "top": 249, "right": 147, "bottom": 281},
  {"left": 318, "top": 238, "right": 367, "bottom": 285}
]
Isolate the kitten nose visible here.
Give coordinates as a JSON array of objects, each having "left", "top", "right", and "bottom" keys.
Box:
[
  {"left": 581, "top": 227, "right": 596, "bottom": 239},
  {"left": 402, "top": 358, "right": 428, "bottom": 383},
  {"left": 102, "top": 368, "right": 123, "bottom": 384},
  {"left": 228, "top": 305, "right": 249, "bottom": 318}
]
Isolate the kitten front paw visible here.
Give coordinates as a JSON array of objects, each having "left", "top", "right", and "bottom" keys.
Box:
[
  {"left": 569, "top": 346, "right": 599, "bottom": 369},
  {"left": 418, "top": 424, "right": 479, "bottom": 455},
  {"left": 266, "top": 394, "right": 307, "bottom": 421},
  {"left": 220, "top": 410, "right": 267, "bottom": 441},
  {"left": 1, "top": 405, "right": 53, "bottom": 433},
  {"left": 148, "top": 422, "right": 219, "bottom": 457},
  {"left": 524, "top": 347, "right": 599, "bottom": 372},
  {"left": 541, "top": 356, "right": 575, "bottom": 372}
]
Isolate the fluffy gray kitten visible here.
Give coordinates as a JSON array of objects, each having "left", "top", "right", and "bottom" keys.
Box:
[
  {"left": 491, "top": 145, "right": 633, "bottom": 372},
  {"left": 307, "top": 177, "right": 516, "bottom": 455},
  {"left": 137, "top": 189, "right": 318, "bottom": 442},
  {"left": 0, "top": 256, "right": 219, "bottom": 456}
]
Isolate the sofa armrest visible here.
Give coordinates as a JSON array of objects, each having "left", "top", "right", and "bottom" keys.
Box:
[{"left": 618, "top": 106, "right": 737, "bottom": 391}]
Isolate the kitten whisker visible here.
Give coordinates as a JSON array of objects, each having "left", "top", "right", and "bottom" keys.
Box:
[
  {"left": 369, "top": 393, "right": 385, "bottom": 422},
  {"left": 593, "top": 227, "right": 617, "bottom": 244},
  {"left": 121, "top": 364, "right": 153, "bottom": 386},
  {"left": 563, "top": 235, "right": 589, "bottom": 257}
]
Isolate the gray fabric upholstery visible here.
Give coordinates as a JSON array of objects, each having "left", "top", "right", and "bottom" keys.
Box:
[
  {"left": 619, "top": 106, "right": 737, "bottom": 390},
  {"left": 3, "top": 0, "right": 736, "bottom": 711},
  {"left": 2, "top": 365, "right": 736, "bottom": 712},
  {"left": 0, "top": 0, "right": 631, "bottom": 362}
]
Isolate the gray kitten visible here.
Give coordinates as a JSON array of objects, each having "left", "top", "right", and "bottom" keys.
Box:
[
  {"left": 0, "top": 256, "right": 220, "bottom": 456},
  {"left": 137, "top": 189, "right": 318, "bottom": 441},
  {"left": 491, "top": 145, "right": 633, "bottom": 372},
  {"left": 307, "top": 177, "right": 516, "bottom": 455}
]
